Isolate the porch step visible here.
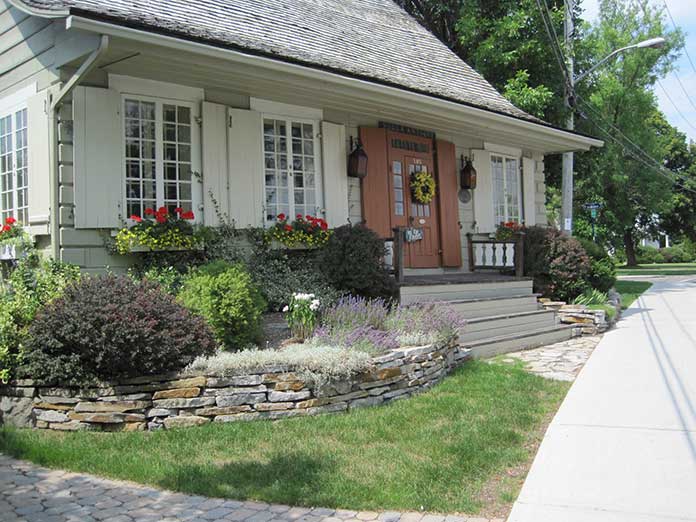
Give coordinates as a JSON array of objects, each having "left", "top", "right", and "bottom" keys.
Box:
[
  {"left": 459, "top": 309, "right": 557, "bottom": 343},
  {"left": 400, "top": 278, "right": 534, "bottom": 304},
  {"left": 463, "top": 324, "right": 579, "bottom": 359},
  {"left": 447, "top": 294, "right": 541, "bottom": 319}
]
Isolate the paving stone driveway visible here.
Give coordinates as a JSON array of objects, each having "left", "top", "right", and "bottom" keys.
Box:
[{"left": 0, "top": 455, "right": 503, "bottom": 522}]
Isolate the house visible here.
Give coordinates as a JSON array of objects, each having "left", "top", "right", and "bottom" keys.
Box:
[{"left": 1, "top": 0, "right": 601, "bottom": 353}]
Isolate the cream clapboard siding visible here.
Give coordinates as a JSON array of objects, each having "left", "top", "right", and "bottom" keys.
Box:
[
  {"left": 522, "top": 156, "right": 536, "bottom": 226},
  {"left": 26, "top": 89, "right": 50, "bottom": 228},
  {"left": 0, "top": 3, "right": 58, "bottom": 97},
  {"left": 471, "top": 149, "right": 494, "bottom": 233},
  {"left": 227, "top": 107, "right": 263, "bottom": 227},
  {"left": 321, "top": 121, "right": 349, "bottom": 227},
  {"left": 72, "top": 86, "right": 123, "bottom": 228},
  {"left": 202, "top": 101, "right": 229, "bottom": 226}
]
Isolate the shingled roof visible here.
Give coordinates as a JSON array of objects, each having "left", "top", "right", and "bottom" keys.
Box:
[{"left": 19, "top": 0, "right": 541, "bottom": 123}]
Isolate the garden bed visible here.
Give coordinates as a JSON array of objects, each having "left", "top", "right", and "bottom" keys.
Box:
[{"left": 0, "top": 339, "right": 470, "bottom": 432}]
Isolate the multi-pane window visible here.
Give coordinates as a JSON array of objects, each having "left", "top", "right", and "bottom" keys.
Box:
[
  {"left": 492, "top": 155, "right": 521, "bottom": 225},
  {"left": 263, "top": 117, "right": 320, "bottom": 222},
  {"left": 0, "top": 108, "right": 28, "bottom": 224},
  {"left": 124, "top": 97, "right": 195, "bottom": 218}
]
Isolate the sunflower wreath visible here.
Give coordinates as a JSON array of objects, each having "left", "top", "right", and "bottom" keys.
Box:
[{"left": 411, "top": 170, "right": 437, "bottom": 204}]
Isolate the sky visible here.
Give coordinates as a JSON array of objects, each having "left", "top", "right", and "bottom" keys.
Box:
[{"left": 581, "top": 0, "right": 696, "bottom": 143}]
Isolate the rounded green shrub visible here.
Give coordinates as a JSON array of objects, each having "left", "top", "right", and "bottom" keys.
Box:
[
  {"left": 0, "top": 259, "right": 80, "bottom": 383},
  {"left": 577, "top": 238, "right": 616, "bottom": 292},
  {"left": 317, "top": 224, "right": 397, "bottom": 300},
  {"left": 22, "top": 275, "right": 215, "bottom": 386},
  {"left": 659, "top": 245, "right": 693, "bottom": 263},
  {"left": 179, "top": 262, "right": 266, "bottom": 349},
  {"left": 636, "top": 245, "right": 664, "bottom": 264}
]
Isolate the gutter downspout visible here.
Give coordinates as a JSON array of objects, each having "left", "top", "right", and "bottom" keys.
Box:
[{"left": 48, "top": 35, "right": 109, "bottom": 260}]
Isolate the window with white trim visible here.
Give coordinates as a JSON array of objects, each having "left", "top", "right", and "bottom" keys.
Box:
[
  {"left": 491, "top": 154, "right": 521, "bottom": 224},
  {"left": 0, "top": 107, "right": 28, "bottom": 224},
  {"left": 262, "top": 117, "right": 322, "bottom": 222},
  {"left": 123, "top": 96, "right": 198, "bottom": 218}
]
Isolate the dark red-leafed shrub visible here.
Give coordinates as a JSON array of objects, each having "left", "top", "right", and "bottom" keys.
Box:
[
  {"left": 22, "top": 275, "right": 216, "bottom": 385},
  {"left": 524, "top": 226, "right": 590, "bottom": 301}
]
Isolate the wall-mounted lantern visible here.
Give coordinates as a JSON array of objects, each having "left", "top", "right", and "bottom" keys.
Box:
[
  {"left": 460, "top": 155, "right": 477, "bottom": 190},
  {"left": 348, "top": 137, "right": 368, "bottom": 179}
]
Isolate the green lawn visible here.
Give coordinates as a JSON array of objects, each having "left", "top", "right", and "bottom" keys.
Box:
[
  {"left": 0, "top": 361, "right": 568, "bottom": 516},
  {"left": 614, "top": 280, "right": 652, "bottom": 308},
  {"left": 617, "top": 263, "right": 696, "bottom": 276}
]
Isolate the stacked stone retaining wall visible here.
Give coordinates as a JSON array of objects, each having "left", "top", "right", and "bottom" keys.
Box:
[{"left": 0, "top": 342, "right": 471, "bottom": 432}]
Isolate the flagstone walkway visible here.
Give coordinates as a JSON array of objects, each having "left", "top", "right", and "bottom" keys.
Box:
[
  {"left": 498, "top": 335, "right": 601, "bottom": 382},
  {"left": 0, "top": 454, "right": 503, "bottom": 522}
]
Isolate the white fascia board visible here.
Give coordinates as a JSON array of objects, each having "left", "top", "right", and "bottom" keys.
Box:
[{"left": 66, "top": 15, "right": 603, "bottom": 153}]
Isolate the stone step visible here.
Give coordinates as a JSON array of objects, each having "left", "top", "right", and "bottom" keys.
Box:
[
  {"left": 463, "top": 324, "right": 579, "bottom": 359},
  {"left": 400, "top": 279, "right": 534, "bottom": 304},
  {"left": 458, "top": 309, "right": 557, "bottom": 343},
  {"left": 446, "top": 294, "right": 541, "bottom": 319}
]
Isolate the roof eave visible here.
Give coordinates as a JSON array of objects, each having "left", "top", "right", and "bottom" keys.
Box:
[{"left": 59, "top": 12, "right": 601, "bottom": 152}]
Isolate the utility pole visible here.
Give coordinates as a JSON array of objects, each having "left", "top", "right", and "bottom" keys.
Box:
[{"left": 562, "top": 0, "right": 575, "bottom": 234}]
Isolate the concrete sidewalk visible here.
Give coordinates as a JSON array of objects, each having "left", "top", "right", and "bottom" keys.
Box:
[{"left": 508, "top": 277, "right": 696, "bottom": 522}]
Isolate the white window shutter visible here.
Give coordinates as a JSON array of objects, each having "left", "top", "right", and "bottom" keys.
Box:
[
  {"left": 73, "top": 86, "right": 122, "bottom": 228},
  {"left": 471, "top": 149, "right": 494, "bottom": 233},
  {"left": 227, "top": 107, "right": 263, "bottom": 228},
  {"left": 26, "top": 90, "right": 50, "bottom": 227},
  {"left": 201, "top": 101, "right": 229, "bottom": 226},
  {"left": 321, "top": 121, "right": 348, "bottom": 227},
  {"left": 522, "top": 157, "right": 536, "bottom": 226}
]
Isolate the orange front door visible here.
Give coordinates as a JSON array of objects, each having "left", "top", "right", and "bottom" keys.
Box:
[{"left": 387, "top": 132, "right": 441, "bottom": 268}]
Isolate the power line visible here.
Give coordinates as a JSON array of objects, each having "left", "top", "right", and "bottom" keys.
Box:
[
  {"left": 656, "top": 80, "right": 696, "bottom": 134},
  {"left": 534, "top": 0, "right": 573, "bottom": 93},
  {"left": 662, "top": 0, "right": 696, "bottom": 76},
  {"left": 577, "top": 97, "right": 696, "bottom": 194}
]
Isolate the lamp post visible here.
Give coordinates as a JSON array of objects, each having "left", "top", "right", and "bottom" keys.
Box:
[{"left": 560, "top": 21, "right": 666, "bottom": 234}]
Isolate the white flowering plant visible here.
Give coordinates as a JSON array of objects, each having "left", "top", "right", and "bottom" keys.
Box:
[{"left": 283, "top": 292, "right": 320, "bottom": 341}]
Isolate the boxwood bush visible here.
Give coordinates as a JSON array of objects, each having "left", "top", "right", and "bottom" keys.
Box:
[
  {"left": 178, "top": 262, "right": 266, "bottom": 350},
  {"left": 22, "top": 275, "right": 216, "bottom": 386}
]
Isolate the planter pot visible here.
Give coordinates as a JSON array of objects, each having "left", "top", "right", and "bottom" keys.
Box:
[
  {"left": 269, "top": 240, "right": 317, "bottom": 251},
  {"left": 0, "top": 244, "right": 24, "bottom": 261}
]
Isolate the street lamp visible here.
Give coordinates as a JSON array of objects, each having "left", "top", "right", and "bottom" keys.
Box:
[{"left": 561, "top": 36, "right": 666, "bottom": 234}]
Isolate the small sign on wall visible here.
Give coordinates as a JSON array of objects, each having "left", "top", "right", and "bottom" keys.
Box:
[{"left": 404, "top": 227, "right": 424, "bottom": 242}]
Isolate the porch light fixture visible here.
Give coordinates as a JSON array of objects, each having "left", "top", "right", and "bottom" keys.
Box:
[
  {"left": 348, "top": 137, "right": 368, "bottom": 179},
  {"left": 460, "top": 155, "right": 477, "bottom": 190}
]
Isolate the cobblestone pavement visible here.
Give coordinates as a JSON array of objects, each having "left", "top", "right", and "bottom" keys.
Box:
[
  {"left": 499, "top": 335, "right": 602, "bottom": 382},
  {"left": 0, "top": 454, "right": 504, "bottom": 522}
]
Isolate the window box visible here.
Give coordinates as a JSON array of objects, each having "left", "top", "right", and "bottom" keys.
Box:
[{"left": 0, "top": 243, "right": 24, "bottom": 260}]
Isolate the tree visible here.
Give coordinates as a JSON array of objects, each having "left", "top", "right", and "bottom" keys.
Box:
[
  {"left": 572, "top": 0, "right": 683, "bottom": 265},
  {"left": 397, "top": 0, "right": 571, "bottom": 124}
]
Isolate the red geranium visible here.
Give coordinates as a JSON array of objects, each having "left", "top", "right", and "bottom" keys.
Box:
[
  {"left": 130, "top": 214, "right": 142, "bottom": 223},
  {"left": 277, "top": 213, "right": 286, "bottom": 221},
  {"left": 5, "top": 217, "right": 16, "bottom": 225},
  {"left": 1, "top": 225, "right": 10, "bottom": 232},
  {"left": 296, "top": 214, "right": 303, "bottom": 220},
  {"left": 155, "top": 215, "right": 167, "bottom": 224},
  {"left": 157, "top": 206, "right": 168, "bottom": 215},
  {"left": 174, "top": 207, "right": 183, "bottom": 214},
  {"left": 284, "top": 224, "right": 293, "bottom": 232},
  {"left": 144, "top": 208, "right": 155, "bottom": 216},
  {"left": 181, "top": 210, "right": 195, "bottom": 220}
]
